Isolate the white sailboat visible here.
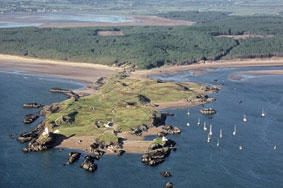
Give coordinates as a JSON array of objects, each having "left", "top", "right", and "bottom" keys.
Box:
[
  {"left": 207, "top": 133, "right": 211, "bottom": 143},
  {"left": 216, "top": 138, "right": 220, "bottom": 147},
  {"left": 197, "top": 117, "right": 201, "bottom": 126},
  {"left": 261, "top": 108, "right": 265, "bottom": 117},
  {"left": 243, "top": 114, "right": 247, "bottom": 122},
  {"left": 187, "top": 109, "right": 190, "bottom": 115},
  {"left": 219, "top": 129, "right": 223, "bottom": 138},
  {"left": 239, "top": 145, "right": 243, "bottom": 150},
  {"left": 186, "top": 122, "right": 190, "bottom": 127},
  {"left": 209, "top": 125, "right": 213, "bottom": 136},
  {"left": 274, "top": 145, "right": 277, "bottom": 150},
  {"left": 232, "top": 125, "right": 237, "bottom": 136},
  {"left": 203, "top": 122, "right": 207, "bottom": 131}
]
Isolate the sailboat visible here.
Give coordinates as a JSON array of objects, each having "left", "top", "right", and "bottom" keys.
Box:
[
  {"left": 243, "top": 114, "right": 247, "bottom": 122},
  {"left": 274, "top": 145, "right": 277, "bottom": 150},
  {"left": 261, "top": 108, "right": 265, "bottom": 117},
  {"left": 232, "top": 125, "right": 237, "bottom": 136},
  {"left": 216, "top": 138, "right": 220, "bottom": 147},
  {"left": 219, "top": 129, "right": 223, "bottom": 138},
  {"left": 187, "top": 109, "right": 190, "bottom": 115},
  {"left": 207, "top": 133, "right": 211, "bottom": 143},
  {"left": 197, "top": 117, "right": 200, "bottom": 126},
  {"left": 209, "top": 125, "right": 213, "bottom": 136},
  {"left": 203, "top": 122, "right": 207, "bottom": 131},
  {"left": 186, "top": 122, "right": 190, "bottom": 127}
]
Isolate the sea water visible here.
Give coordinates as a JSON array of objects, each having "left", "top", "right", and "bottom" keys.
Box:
[{"left": 1, "top": 67, "right": 283, "bottom": 187}]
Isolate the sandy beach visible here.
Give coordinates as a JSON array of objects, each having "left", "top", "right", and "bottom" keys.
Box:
[
  {"left": 131, "top": 58, "right": 283, "bottom": 79},
  {"left": 0, "top": 54, "right": 121, "bottom": 96},
  {"left": 2, "top": 54, "right": 283, "bottom": 153},
  {"left": 39, "top": 15, "right": 194, "bottom": 28}
]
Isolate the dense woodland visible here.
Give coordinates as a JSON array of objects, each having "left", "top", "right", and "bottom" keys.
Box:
[{"left": 1, "top": 11, "right": 283, "bottom": 69}]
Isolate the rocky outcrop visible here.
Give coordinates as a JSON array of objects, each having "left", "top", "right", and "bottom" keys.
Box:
[
  {"left": 17, "top": 122, "right": 45, "bottom": 143},
  {"left": 40, "top": 103, "right": 59, "bottom": 116},
  {"left": 162, "top": 125, "right": 181, "bottom": 135},
  {"left": 114, "top": 149, "right": 125, "bottom": 156},
  {"left": 23, "top": 114, "right": 39, "bottom": 124},
  {"left": 67, "top": 152, "right": 81, "bottom": 164},
  {"left": 200, "top": 108, "right": 216, "bottom": 115},
  {"left": 132, "top": 124, "right": 149, "bottom": 136},
  {"left": 80, "top": 155, "right": 97, "bottom": 172},
  {"left": 141, "top": 139, "right": 176, "bottom": 166},
  {"left": 165, "top": 182, "right": 173, "bottom": 188},
  {"left": 89, "top": 139, "right": 124, "bottom": 158},
  {"left": 203, "top": 85, "right": 221, "bottom": 93},
  {"left": 22, "top": 132, "right": 56, "bottom": 152},
  {"left": 22, "top": 102, "right": 43, "bottom": 108},
  {"left": 141, "top": 147, "right": 170, "bottom": 166},
  {"left": 50, "top": 88, "right": 79, "bottom": 100},
  {"left": 162, "top": 112, "right": 175, "bottom": 117},
  {"left": 160, "top": 171, "right": 173, "bottom": 177}
]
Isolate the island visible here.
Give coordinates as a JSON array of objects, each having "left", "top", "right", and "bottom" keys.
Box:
[{"left": 18, "top": 72, "right": 220, "bottom": 165}]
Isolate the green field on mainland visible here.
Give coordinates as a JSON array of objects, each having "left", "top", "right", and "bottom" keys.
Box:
[
  {"left": 1, "top": 11, "right": 283, "bottom": 69},
  {"left": 44, "top": 74, "right": 203, "bottom": 143}
]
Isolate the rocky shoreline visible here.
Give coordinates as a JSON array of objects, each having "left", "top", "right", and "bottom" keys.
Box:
[{"left": 15, "top": 80, "right": 220, "bottom": 188}]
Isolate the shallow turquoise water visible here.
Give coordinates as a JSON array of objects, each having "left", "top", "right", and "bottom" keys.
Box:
[{"left": 1, "top": 67, "right": 283, "bottom": 187}]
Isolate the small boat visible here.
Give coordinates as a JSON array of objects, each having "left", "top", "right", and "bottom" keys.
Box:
[
  {"left": 186, "top": 122, "right": 190, "bottom": 127},
  {"left": 239, "top": 145, "right": 243, "bottom": 150},
  {"left": 274, "top": 145, "right": 277, "bottom": 150},
  {"left": 203, "top": 122, "right": 207, "bottom": 131},
  {"left": 197, "top": 117, "right": 200, "bottom": 126},
  {"left": 187, "top": 110, "right": 190, "bottom": 115},
  {"left": 209, "top": 125, "right": 213, "bottom": 136},
  {"left": 232, "top": 125, "right": 237, "bottom": 136},
  {"left": 243, "top": 114, "right": 247, "bottom": 122},
  {"left": 261, "top": 108, "right": 265, "bottom": 117},
  {"left": 216, "top": 138, "right": 220, "bottom": 147},
  {"left": 207, "top": 134, "right": 211, "bottom": 143},
  {"left": 219, "top": 129, "right": 223, "bottom": 138}
]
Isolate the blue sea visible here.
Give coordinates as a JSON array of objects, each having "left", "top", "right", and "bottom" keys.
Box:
[{"left": 0, "top": 67, "right": 283, "bottom": 187}]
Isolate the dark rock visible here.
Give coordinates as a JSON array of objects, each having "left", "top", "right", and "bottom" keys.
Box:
[
  {"left": 8, "top": 133, "right": 12, "bottom": 137},
  {"left": 22, "top": 132, "right": 56, "bottom": 152},
  {"left": 50, "top": 88, "right": 79, "bottom": 100},
  {"left": 162, "top": 112, "right": 175, "bottom": 117},
  {"left": 40, "top": 103, "right": 59, "bottom": 116},
  {"left": 22, "top": 103, "right": 43, "bottom": 108},
  {"left": 200, "top": 108, "right": 216, "bottom": 115},
  {"left": 160, "top": 171, "right": 172, "bottom": 177},
  {"left": 17, "top": 122, "right": 45, "bottom": 143},
  {"left": 67, "top": 152, "right": 81, "bottom": 164},
  {"left": 141, "top": 147, "right": 170, "bottom": 166},
  {"left": 80, "top": 155, "right": 97, "bottom": 172},
  {"left": 23, "top": 114, "right": 39, "bottom": 124},
  {"left": 114, "top": 149, "right": 125, "bottom": 156},
  {"left": 157, "top": 131, "right": 168, "bottom": 137},
  {"left": 162, "top": 125, "right": 181, "bottom": 135},
  {"left": 165, "top": 182, "right": 173, "bottom": 188}
]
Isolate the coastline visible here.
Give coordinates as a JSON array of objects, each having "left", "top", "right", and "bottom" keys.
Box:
[
  {"left": 2, "top": 54, "right": 283, "bottom": 153},
  {"left": 131, "top": 58, "right": 283, "bottom": 79}
]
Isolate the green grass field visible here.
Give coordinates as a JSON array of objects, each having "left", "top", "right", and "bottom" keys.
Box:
[{"left": 45, "top": 74, "right": 202, "bottom": 143}]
